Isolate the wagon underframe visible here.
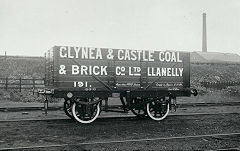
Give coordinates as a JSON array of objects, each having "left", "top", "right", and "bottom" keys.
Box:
[{"left": 40, "top": 88, "right": 197, "bottom": 123}]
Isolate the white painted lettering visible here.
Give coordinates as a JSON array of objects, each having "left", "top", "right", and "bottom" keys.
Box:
[
  {"left": 60, "top": 47, "right": 67, "bottom": 58},
  {"left": 101, "top": 66, "right": 107, "bottom": 75},
  {"left": 177, "top": 52, "right": 182, "bottom": 62},
  {"left": 96, "top": 48, "right": 103, "bottom": 59},
  {"left": 74, "top": 47, "right": 80, "bottom": 58},
  {"left": 165, "top": 52, "right": 171, "bottom": 62},
  {"left": 67, "top": 47, "right": 74, "bottom": 58},
  {"left": 179, "top": 68, "right": 183, "bottom": 76},
  {"left": 72, "top": 65, "right": 79, "bottom": 74},
  {"left": 89, "top": 48, "right": 95, "bottom": 59},
  {"left": 130, "top": 50, "right": 137, "bottom": 61},
  {"left": 159, "top": 52, "right": 164, "bottom": 61},
  {"left": 125, "top": 49, "right": 130, "bottom": 60},
  {"left": 82, "top": 47, "right": 88, "bottom": 59},
  {"left": 171, "top": 52, "right": 176, "bottom": 62},
  {"left": 118, "top": 49, "right": 124, "bottom": 60},
  {"left": 81, "top": 65, "right": 88, "bottom": 75},
  {"left": 93, "top": 66, "right": 100, "bottom": 75}
]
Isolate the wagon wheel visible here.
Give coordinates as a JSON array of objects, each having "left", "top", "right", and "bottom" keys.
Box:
[
  {"left": 146, "top": 99, "right": 169, "bottom": 121},
  {"left": 63, "top": 99, "right": 73, "bottom": 119},
  {"left": 131, "top": 98, "right": 147, "bottom": 119},
  {"left": 72, "top": 99, "right": 101, "bottom": 124}
]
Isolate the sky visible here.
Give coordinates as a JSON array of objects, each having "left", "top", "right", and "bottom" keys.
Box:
[{"left": 0, "top": 0, "right": 240, "bottom": 56}]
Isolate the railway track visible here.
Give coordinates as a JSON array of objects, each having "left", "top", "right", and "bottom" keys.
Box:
[
  {"left": 1, "top": 101, "right": 240, "bottom": 112},
  {"left": 1, "top": 132, "right": 239, "bottom": 151},
  {"left": 0, "top": 112, "right": 239, "bottom": 129},
  {"left": 0, "top": 102, "right": 239, "bottom": 130},
  {"left": 0, "top": 101, "right": 239, "bottom": 127}
]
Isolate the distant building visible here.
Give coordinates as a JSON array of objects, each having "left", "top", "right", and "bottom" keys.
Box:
[{"left": 190, "top": 51, "right": 240, "bottom": 64}]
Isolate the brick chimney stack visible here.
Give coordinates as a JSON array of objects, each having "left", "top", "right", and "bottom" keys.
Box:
[{"left": 202, "top": 13, "right": 207, "bottom": 52}]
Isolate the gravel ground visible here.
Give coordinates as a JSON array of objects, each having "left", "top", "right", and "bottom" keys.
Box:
[{"left": 0, "top": 113, "right": 240, "bottom": 150}]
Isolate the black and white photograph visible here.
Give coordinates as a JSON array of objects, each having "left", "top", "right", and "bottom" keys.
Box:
[{"left": 0, "top": 0, "right": 240, "bottom": 150}]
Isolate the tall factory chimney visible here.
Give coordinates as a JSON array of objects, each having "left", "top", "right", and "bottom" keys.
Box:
[{"left": 202, "top": 13, "right": 207, "bottom": 52}]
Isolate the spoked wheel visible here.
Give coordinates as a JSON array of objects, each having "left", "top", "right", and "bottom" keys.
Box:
[
  {"left": 72, "top": 99, "right": 101, "bottom": 124},
  {"left": 131, "top": 98, "right": 147, "bottom": 118},
  {"left": 63, "top": 99, "right": 73, "bottom": 119},
  {"left": 146, "top": 99, "right": 170, "bottom": 121}
]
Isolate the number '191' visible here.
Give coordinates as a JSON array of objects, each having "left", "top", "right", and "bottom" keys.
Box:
[{"left": 73, "top": 81, "right": 88, "bottom": 87}]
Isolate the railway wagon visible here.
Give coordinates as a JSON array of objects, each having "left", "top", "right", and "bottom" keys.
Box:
[{"left": 43, "top": 46, "right": 198, "bottom": 123}]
